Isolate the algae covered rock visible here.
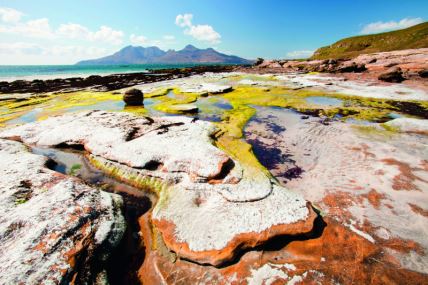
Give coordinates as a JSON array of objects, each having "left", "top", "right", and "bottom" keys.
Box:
[
  {"left": 123, "top": 88, "right": 144, "bottom": 105},
  {"left": 167, "top": 103, "right": 199, "bottom": 113},
  {"left": 384, "top": 117, "right": 428, "bottom": 134},
  {"left": 0, "top": 139, "right": 125, "bottom": 284}
]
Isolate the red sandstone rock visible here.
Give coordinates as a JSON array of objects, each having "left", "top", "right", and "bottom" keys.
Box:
[
  {"left": 153, "top": 202, "right": 317, "bottom": 266},
  {"left": 138, "top": 212, "right": 428, "bottom": 284}
]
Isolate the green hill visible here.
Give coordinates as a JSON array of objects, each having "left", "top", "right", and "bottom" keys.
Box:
[{"left": 311, "top": 22, "right": 428, "bottom": 60}]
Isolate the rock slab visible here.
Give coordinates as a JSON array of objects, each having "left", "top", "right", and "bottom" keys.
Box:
[
  {"left": 0, "top": 139, "right": 125, "bottom": 284},
  {"left": 0, "top": 110, "right": 317, "bottom": 266}
]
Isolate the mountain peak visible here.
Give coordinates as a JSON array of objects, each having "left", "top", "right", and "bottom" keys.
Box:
[
  {"left": 76, "top": 44, "right": 252, "bottom": 65},
  {"left": 183, "top": 44, "right": 198, "bottom": 51}
]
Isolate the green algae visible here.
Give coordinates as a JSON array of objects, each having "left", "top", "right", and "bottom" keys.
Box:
[
  {"left": 152, "top": 89, "right": 199, "bottom": 114},
  {"left": 226, "top": 74, "right": 278, "bottom": 83},
  {"left": 15, "top": 198, "right": 28, "bottom": 205},
  {"left": 87, "top": 154, "right": 171, "bottom": 208},
  {"left": 0, "top": 95, "right": 54, "bottom": 125},
  {"left": 144, "top": 87, "right": 172, "bottom": 98},
  {"left": 44, "top": 91, "right": 122, "bottom": 112},
  {"left": 68, "top": 164, "right": 82, "bottom": 176},
  {"left": 352, "top": 124, "right": 398, "bottom": 139}
]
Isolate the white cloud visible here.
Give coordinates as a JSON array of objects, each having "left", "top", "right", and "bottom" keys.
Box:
[
  {"left": 0, "top": 42, "right": 106, "bottom": 57},
  {"left": 89, "top": 26, "right": 124, "bottom": 45},
  {"left": 130, "top": 34, "right": 149, "bottom": 45},
  {"left": 58, "top": 23, "right": 124, "bottom": 45},
  {"left": 0, "top": 42, "right": 43, "bottom": 55},
  {"left": 46, "top": 45, "right": 107, "bottom": 57},
  {"left": 0, "top": 12, "right": 124, "bottom": 44},
  {"left": 175, "top": 13, "right": 221, "bottom": 44},
  {"left": 185, "top": 25, "right": 221, "bottom": 44},
  {"left": 286, "top": 50, "right": 314, "bottom": 59},
  {"left": 57, "top": 23, "right": 90, "bottom": 39},
  {"left": 360, "top": 17, "right": 424, "bottom": 34},
  {"left": 0, "top": 7, "right": 23, "bottom": 23},
  {"left": 130, "top": 34, "right": 176, "bottom": 47},
  {"left": 175, "top": 14, "right": 193, "bottom": 28},
  {"left": 0, "top": 18, "right": 54, "bottom": 38}
]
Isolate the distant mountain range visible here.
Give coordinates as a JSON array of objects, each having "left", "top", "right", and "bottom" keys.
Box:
[
  {"left": 312, "top": 22, "right": 428, "bottom": 60},
  {"left": 76, "top": 45, "right": 252, "bottom": 65}
]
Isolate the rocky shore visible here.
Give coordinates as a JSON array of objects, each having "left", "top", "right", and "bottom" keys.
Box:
[
  {"left": 0, "top": 49, "right": 427, "bottom": 284},
  {"left": 247, "top": 48, "right": 428, "bottom": 90},
  {"left": 0, "top": 65, "right": 239, "bottom": 94}
]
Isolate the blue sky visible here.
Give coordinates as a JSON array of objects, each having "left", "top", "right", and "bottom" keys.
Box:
[{"left": 0, "top": 0, "right": 427, "bottom": 64}]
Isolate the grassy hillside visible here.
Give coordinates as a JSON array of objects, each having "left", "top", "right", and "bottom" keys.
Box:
[{"left": 311, "top": 22, "right": 428, "bottom": 60}]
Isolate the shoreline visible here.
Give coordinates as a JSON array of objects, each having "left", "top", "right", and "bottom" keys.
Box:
[
  {"left": 1, "top": 48, "right": 426, "bottom": 96},
  {"left": 0, "top": 64, "right": 243, "bottom": 94}
]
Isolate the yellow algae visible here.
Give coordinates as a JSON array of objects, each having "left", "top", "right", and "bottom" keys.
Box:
[
  {"left": 88, "top": 154, "right": 169, "bottom": 197},
  {"left": 213, "top": 103, "right": 270, "bottom": 176},
  {"left": 153, "top": 89, "right": 199, "bottom": 114},
  {"left": 352, "top": 124, "right": 398, "bottom": 139},
  {"left": 144, "top": 87, "right": 172, "bottom": 98},
  {"left": 225, "top": 73, "right": 278, "bottom": 82},
  {"left": 123, "top": 105, "right": 149, "bottom": 116},
  {"left": 44, "top": 91, "right": 122, "bottom": 112}
]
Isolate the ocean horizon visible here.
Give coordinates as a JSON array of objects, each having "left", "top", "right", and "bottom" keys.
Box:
[{"left": 0, "top": 63, "right": 229, "bottom": 82}]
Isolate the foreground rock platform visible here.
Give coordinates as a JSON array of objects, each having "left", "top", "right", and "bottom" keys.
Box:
[
  {"left": 0, "top": 139, "right": 125, "bottom": 284},
  {"left": 0, "top": 110, "right": 317, "bottom": 266},
  {"left": 245, "top": 106, "right": 428, "bottom": 276}
]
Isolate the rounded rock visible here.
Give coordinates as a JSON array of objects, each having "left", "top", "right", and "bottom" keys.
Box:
[{"left": 123, "top": 88, "right": 144, "bottom": 106}]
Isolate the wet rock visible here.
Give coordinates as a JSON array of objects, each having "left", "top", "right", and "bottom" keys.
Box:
[
  {"left": 384, "top": 118, "right": 428, "bottom": 134},
  {"left": 276, "top": 73, "right": 428, "bottom": 101},
  {"left": 0, "top": 139, "right": 125, "bottom": 284},
  {"left": 179, "top": 83, "right": 233, "bottom": 94},
  {"left": 338, "top": 62, "right": 366, "bottom": 73},
  {"left": 244, "top": 106, "right": 428, "bottom": 275},
  {"left": 0, "top": 111, "right": 317, "bottom": 266},
  {"left": 138, "top": 212, "right": 428, "bottom": 285},
  {"left": 167, "top": 104, "right": 198, "bottom": 113},
  {"left": 378, "top": 67, "right": 405, "bottom": 83},
  {"left": 419, "top": 69, "right": 428, "bottom": 78},
  {"left": 254, "top": 58, "right": 264, "bottom": 66},
  {"left": 123, "top": 88, "right": 144, "bottom": 106},
  {"left": 0, "top": 65, "right": 239, "bottom": 94}
]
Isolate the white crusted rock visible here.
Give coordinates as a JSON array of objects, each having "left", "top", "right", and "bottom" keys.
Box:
[
  {"left": 384, "top": 118, "right": 428, "bottom": 134},
  {"left": 0, "top": 139, "right": 125, "bottom": 284},
  {"left": 0, "top": 111, "right": 316, "bottom": 266}
]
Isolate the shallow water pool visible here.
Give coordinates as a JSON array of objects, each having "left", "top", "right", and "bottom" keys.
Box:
[{"left": 306, "top": 96, "right": 343, "bottom": 107}]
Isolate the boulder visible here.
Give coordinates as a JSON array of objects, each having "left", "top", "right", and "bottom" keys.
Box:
[
  {"left": 378, "top": 67, "right": 405, "bottom": 83},
  {"left": 338, "top": 62, "right": 366, "bottom": 73},
  {"left": 123, "top": 88, "right": 144, "bottom": 105},
  {"left": 254, "top": 58, "right": 264, "bottom": 66},
  {"left": 0, "top": 111, "right": 317, "bottom": 266},
  {"left": 0, "top": 139, "right": 125, "bottom": 284}
]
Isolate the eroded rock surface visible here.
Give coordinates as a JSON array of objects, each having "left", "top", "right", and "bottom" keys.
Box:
[
  {"left": 0, "top": 139, "right": 125, "bottom": 284},
  {"left": 245, "top": 106, "right": 428, "bottom": 275},
  {"left": 252, "top": 48, "right": 428, "bottom": 78},
  {"left": 0, "top": 110, "right": 316, "bottom": 266},
  {"left": 385, "top": 117, "right": 428, "bottom": 134}
]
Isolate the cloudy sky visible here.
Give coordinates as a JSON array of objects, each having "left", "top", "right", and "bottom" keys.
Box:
[{"left": 0, "top": 0, "right": 427, "bottom": 64}]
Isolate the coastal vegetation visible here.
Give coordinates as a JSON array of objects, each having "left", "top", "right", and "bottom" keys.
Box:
[{"left": 312, "top": 22, "right": 428, "bottom": 59}]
